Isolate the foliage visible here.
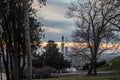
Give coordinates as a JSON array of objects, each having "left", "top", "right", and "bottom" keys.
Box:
[
  {"left": 30, "top": 16, "right": 45, "bottom": 51},
  {"left": 0, "top": 0, "right": 46, "bottom": 80},
  {"left": 41, "top": 40, "right": 71, "bottom": 70},
  {"left": 83, "top": 63, "right": 89, "bottom": 70},
  {"left": 23, "top": 66, "right": 53, "bottom": 79},
  {"left": 32, "top": 54, "right": 44, "bottom": 68},
  {"left": 96, "top": 60, "right": 106, "bottom": 68},
  {"left": 83, "top": 60, "right": 106, "bottom": 70}
]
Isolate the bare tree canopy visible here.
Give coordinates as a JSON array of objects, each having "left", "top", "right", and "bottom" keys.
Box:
[{"left": 67, "top": 0, "right": 120, "bottom": 76}]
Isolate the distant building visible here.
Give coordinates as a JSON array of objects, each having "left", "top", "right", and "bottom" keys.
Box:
[{"left": 64, "top": 46, "right": 68, "bottom": 60}]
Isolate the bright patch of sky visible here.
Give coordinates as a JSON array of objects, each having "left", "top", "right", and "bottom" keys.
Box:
[{"left": 33, "top": 0, "right": 78, "bottom": 41}]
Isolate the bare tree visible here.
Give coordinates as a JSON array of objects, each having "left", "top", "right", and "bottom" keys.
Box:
[{"left": 67, "top": 0, "right": 120, "bottom": 76}]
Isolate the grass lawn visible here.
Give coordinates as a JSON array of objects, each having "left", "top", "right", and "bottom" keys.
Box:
[
  {"left": 34, "top": 75, "right": 120, "bottom": 80},
  {"left": 99, "top": 56, "right": 120, "bottom": 71}
]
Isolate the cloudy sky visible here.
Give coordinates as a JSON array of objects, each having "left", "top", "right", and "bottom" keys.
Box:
[{"left": 33, "top": 0, "right": 76, "bottom": 41}]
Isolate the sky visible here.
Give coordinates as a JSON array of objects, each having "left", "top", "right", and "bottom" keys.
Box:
[{"left": 32, "top": 0, "right": 76, "bottom": 42}]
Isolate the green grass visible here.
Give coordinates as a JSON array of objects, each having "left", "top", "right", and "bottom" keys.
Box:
[
  {"left": 99, "top": 56, "right": 120, "bottom": 71},
  {"left": 34, "top": 75, "right": 120, "bottom": 80}
]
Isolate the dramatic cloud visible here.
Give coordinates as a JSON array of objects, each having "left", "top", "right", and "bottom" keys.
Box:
[{"left": 32, "top": 0, "right": 76, "bottom": 41}]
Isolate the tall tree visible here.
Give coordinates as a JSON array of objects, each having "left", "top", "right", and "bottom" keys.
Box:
[
  {"left": 67, "top": 0, "right": 120, "bottom": 76},
  {"left": 42, "top": 40, "right": 71, "bottom": 70},
  {"left": 23, "top": 0, "right": 32, "bottom": 79},
  {"left": 0, "top": 0, "right": 46, "bottom": 80}
]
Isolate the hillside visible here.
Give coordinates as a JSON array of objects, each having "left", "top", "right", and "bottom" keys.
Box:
[{"left": 99, "top": 56, "right": 120, "bottom": 71}]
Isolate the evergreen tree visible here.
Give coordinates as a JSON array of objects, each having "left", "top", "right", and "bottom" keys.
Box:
[{"left": 42, "top": 40, "right": 71, "bottom": 70}]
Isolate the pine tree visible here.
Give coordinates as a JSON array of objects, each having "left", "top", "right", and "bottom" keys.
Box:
[{"left": 42, "top": 40, "right": 71, "bottom": 70}]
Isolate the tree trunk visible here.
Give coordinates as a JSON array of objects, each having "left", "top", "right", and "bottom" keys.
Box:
[
  {"left": 13, "top": 42, "right": 19, "bottom": 80},
  {"left": 87, "top": 60, "right": 92, "bottom": 75},
  {"left": 93, "top": 56, "right": 97, "bottom": 76},
  {"left": 2, "top": 53, "right": 11, "bottom": 80},
  {"left": 23, "top": 0, "right": 32, "bottom": 80}
]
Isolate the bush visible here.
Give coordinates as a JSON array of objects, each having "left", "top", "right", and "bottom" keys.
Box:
[
  {"left": 23, "top": 66, "right": 53, "bottom": 79},
  {"left": 83, "top": 63, "right": 89, "bottom": 70},
  {"left": 97, "top": 60, "right": 106, "bottom": 67}
]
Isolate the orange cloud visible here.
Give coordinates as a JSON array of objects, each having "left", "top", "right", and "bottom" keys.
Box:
[{"left": 41, "top": 42, "right": 120, "bottom": 49}]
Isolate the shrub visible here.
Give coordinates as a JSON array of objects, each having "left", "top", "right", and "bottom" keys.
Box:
[{"left": 23, "top": 66, "right": 53, "bottom": 79}]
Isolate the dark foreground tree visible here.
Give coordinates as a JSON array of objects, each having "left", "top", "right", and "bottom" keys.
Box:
[
  {"left": 42, "top": 40, "right": 71, "bottom": 70},
  {"left": 67, "top": 0, "right": 120, "bottom": 76},
  {"left": 0, "top": 0, "right": 46, "bottom": 80}
]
